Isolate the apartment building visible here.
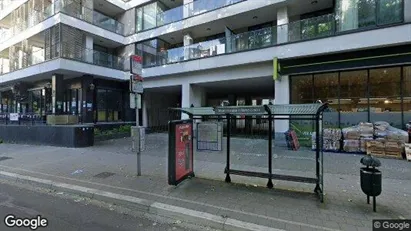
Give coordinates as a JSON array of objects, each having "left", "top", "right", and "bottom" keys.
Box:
[{"left": 0, "top": 0, "right": 410, "bottom": 137}]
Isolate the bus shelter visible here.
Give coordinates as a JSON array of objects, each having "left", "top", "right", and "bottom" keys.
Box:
[{"left": 168, "top": 103, "right": 328, "bottom": 202}]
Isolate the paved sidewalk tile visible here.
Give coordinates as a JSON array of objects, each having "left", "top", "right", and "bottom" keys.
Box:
[{"left": 0, "top": 134, "right": 410, "bottom": 231}]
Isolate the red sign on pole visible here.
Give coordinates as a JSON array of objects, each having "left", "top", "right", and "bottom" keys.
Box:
[{"left": 130, "top": 55, "right": 143, "bottom": 76}]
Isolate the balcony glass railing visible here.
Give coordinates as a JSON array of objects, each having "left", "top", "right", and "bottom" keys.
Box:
[
  {"left": 147, "top": 12, "right": 398, "bottom": 68},
  {"left": 60, "top": 42, "right": 124, "bottom": 70},
  {"left": 151, "top": 0, "right": 245, "bottom": 29},
  {"left": 0, "top": 0, "right": 13, "bottom": 11},
  {"left": 0, "top": 4, "right": 53, "bottom": 43},
  {"left": 185, "top": 0, "right": 245, "bottom": 17},
  {"left": 229, "top": 26, "right": 276, "bottom": 53},
  {"left": 157, "top": 7, "right": 183, "bottom": 27},
  {"left": 0, "top": 43, "right": 124, "bottom": 75},
  {"left": 287, "top": 14, "right": 335, "bottom": 43},
  {"left": 59, "top": 1, "right": 124, "bottom": 35},
  {"left": 154, "top": 38, "right": 226, "bottom": 66}
]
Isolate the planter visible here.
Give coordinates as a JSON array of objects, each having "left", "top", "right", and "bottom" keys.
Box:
[{"left": 360, "top": 167, "right": 382, "bottom": 212}]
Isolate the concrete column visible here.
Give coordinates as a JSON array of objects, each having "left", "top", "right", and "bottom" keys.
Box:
[
  {"left": 405, "top": 0, "right": 411, "bottom": 23},
  {"left": 274, "top": 75, "right": 290, "bottom": 145},
  {"left": 118, "top": 8, "right": 136, "bottom": 35},
  {"left": 183, "top": 0, "right": 194, "bottom": 18},
  {"left": 277, "top": 6, "right": 289, "bottom": 44},
  {"left": 85, "top": 35, "right": 93, "bottom": 63},
  {"left": 51, "top": 74, "right": 64, "bottom": 115},
  {"left": 118, "top": 44, "right": 135, "bottom": 71},
  {"left": 183, "top": 33, "right": 193, "bottom": 60},
  {"left": 81, "top": 75, "right": 94, "bottom": 123},
  {"left": 181, "top": 83, "right": 205, "bottom": 119}
]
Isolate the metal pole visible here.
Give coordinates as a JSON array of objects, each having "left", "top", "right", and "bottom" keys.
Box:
[
  {"left": 267, "top": 113, "right": 273, "bottom": 189},
  {"left": 136, "top": 93, "right": 141, "bottom": 176},
  {"left": 314, "top": 114, "right": 320, "bottom": 194},
  {"left": 225, "top": 114, "right": 231, "bottom": 183}
]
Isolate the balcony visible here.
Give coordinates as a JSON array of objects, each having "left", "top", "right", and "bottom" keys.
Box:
[
  {"left": 143, "top": 11, "right": 404, "bottom": 69},
  {"left": 0, "top": 42, "right": 124, "bottom": 76},
  {"left": 139, "top": 0, "right": 246, "bottom": 32},
  {"left": 59, "top": 0, "right": 124, "bottom": 35},
  {"left": 0, "top": 4, "right": 54, "bottom": 43}
]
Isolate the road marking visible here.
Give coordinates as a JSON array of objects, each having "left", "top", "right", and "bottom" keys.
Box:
[{"left": 0, "top": 165, "right": 340, "bottom": 231}]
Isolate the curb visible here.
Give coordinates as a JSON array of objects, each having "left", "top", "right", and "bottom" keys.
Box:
[{"left": 0, "top": 170, "right": 283, "bottom": 231}]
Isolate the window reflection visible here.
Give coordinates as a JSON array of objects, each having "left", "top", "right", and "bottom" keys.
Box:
[
  {"left": 369, "top": 67, "right": 402, "bottom": 127},
  {"left": 291, "top": 75, "right": 313, "bottom": 104},
  {"left": 404, "top": 66, "right": 411, "bottom": 124},
  {"left": 96, "top": 89, "right": 123, "bottom": 122},
  {"left": 336, "top": 0, "right": 403, "bottom": 32}
]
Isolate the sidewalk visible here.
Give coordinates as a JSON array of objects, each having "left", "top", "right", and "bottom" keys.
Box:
[{"left": 0, "top": 134, "right": 410, "bottom": 231}]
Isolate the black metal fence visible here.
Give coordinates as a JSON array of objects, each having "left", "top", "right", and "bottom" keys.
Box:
[
  {"left": 0, "top": 113, "right": 46, "bottom": 125},
  {"left": 146, "top": 108, "right": 273, "bottom": 138}
]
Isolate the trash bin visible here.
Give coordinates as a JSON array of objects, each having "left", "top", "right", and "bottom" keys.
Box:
[{"left": 360, "top": 155, "right": 382, "bottom": 212}]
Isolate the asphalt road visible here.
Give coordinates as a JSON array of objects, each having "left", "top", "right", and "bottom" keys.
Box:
[{"left": 0, "top": 180, "right": 200, "bottom": 231}]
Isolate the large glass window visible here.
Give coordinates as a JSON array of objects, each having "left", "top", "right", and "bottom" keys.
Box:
[
  {"left": 339, "top": 70, "right": 368, "bottom": 127},
  {"left": 314, "top": 73, "right": 339, "bottom": 128},
  {"left": 136, "top": 39, "right": 169, "bottom": 67},
  {"left": 97, "top": 89, "right": 107, "bottom": 122},
  {"left": 336, "top": 0, "right": 403, "bottom": 32},
  {"left": 291, "top": 74, "right": 314, "bottom": 104},
  {"left": 135, "top": 2, "right": 159, "bottom": 32},
  {"left": 377, "top": 0, "right": 403, "bottom": 25},
  {"left": 291, "top": 66, "right": 411, "bottom": 129},
  {"left": 369, "top": 67, "right": 402, "bottom": 127},
  {"left": 96, "top": 89, "right": 123, "bottom": 122},
  {"left": 404, "top": 66, "right": 411, "bottom": 125}
]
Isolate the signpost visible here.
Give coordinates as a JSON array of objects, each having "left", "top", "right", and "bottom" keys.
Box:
[{"left": 130, "top": 55, "right": 144, "bottom": 176}]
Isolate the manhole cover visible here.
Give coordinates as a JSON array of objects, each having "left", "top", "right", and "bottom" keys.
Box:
[
  {"left": 93, "top": 172, "right": 115, "bottom": 179},
  {"left": 0, "top": 157, "right": 12, "bottom": 161}
]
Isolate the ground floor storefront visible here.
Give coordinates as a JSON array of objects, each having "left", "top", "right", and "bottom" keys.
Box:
[{"left": 0, "top": 74, "right": 135, "bottom": 125}]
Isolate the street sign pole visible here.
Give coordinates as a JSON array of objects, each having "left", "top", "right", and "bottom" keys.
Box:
[
  {"left": 136, "top": 93, "right": 141, "bottom": 176},
  {"left": 130, "top": 55, "right": 144, "bottom": 177}
]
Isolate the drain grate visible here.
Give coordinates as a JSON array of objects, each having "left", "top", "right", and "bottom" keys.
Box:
[
  {"left": 93, "top": 172, "right": 115, "bottom": 179},
  {"left": 0, "top": 157, "right": 12, "bottom": 161}
]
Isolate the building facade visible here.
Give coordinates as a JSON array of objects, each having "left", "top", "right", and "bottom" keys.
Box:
[{"left": 0, "top": 0, "right": 410, "bottom": 137}]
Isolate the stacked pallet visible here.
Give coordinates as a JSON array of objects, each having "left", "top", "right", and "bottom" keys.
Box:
[
  {"left": 366, "top": 140, "right": 385, "bottom": 156},
  {"left": 405, "top": 143, "right": 411, "bottom": 161},
  {"left": 366, "top": 140, "right": 403, "bottom": 159}
]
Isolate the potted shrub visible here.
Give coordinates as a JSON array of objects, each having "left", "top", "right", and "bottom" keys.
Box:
[{"left": 360, "top": 155, "right": 382, "bottom": 212}]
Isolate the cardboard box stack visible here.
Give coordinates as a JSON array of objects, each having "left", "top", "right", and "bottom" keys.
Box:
[
  {"left": 342, "top": 122, "right": 373, "bottom": 153},
  {"left": 310, "top": 121, "right": 409, "bottom": 160},
  {"left": 367, "top": 121, "right": 408, "bottom": 158}
]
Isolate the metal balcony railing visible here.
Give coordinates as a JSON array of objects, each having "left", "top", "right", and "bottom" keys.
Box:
[
  {"left": 59, "top": 0, "right": 124, "bottom": 35},
  {"left": 0, "top": 42, "right": 125, "bottom": 75}
]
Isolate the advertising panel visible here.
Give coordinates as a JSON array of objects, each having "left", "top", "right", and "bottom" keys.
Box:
[
  {"left": 175, "top": 122, "right": 193, "bottom": 181},
  {"left": 168, "top": 120, "right": 194, "bottom": 185}
]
